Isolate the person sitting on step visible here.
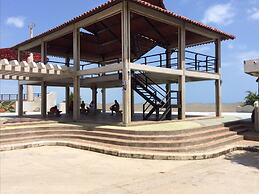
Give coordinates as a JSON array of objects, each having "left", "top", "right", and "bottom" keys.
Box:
[
  {"left": 80, "top": 101, "right": 87, "bottom": 114},
  {"left": 110, "top": 100, "right": 120, "bottom": 116},
  {"left": 49, "top": 106, "right": 62, "bottom": 117}
]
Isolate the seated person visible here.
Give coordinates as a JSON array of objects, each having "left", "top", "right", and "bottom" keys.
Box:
[
  {"left": 88, "top": 101, "right": 96, "bottom": 112},
  {"left": 49, "top": 106, "right": 62, "bottom": 117},
  {"left": 110, "top": 100, "right": 120, "bottom": 115},
  {"left": 80, "top": 101, "right": 87, "bottom": 114}
]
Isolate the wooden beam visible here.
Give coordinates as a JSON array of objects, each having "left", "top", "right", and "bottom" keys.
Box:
[
  {"left": 17, "top": 3, "right": 122, "bottom": 51},
  {"left": 129, "top": 1, "right": 220, "bottom": 40},
  {"left": 143, "top": 17, "right": 168, "bottom": 45}
]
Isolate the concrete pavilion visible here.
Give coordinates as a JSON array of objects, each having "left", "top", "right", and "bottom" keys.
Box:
[
  {"left": 244, "top": 58, "right": 259, "bottom": 93},
  {"left": 244, "top": 59, "right": 259, "bottom": 77},
  {"left": 0, "top": 0, "right": 235, "bottom": 126}
]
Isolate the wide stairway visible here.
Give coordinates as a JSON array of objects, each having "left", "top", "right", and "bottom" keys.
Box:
[
  {"left": 0, "top": 121, "right": 253, "bottom": 159},
  {"left": 132, "top": 71, "right": 179, "bottom": 121}
]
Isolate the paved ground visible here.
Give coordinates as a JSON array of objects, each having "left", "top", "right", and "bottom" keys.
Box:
[{"left": 1, "top": 147, "right": 258, "bottom": 194}]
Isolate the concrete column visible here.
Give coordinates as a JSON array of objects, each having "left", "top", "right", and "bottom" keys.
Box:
[
  {"left": 122, "top": 0, "right": 131, "bottom": 126},
  {"left": 18, "top": 83, "right": 23, "bottom": 117},
  {"left": 215, "top": 39, "right": 222, "bottom": 117},
  {"left": 254, "top": 102, "right": 259, "bottom": 131},
  {"left": 166, "top": 48, "right": 172, "bottom": 120},
  {"left": 73, "top": 76, "right": 80, "bottom": 121},
  {"left": 40, "top": 42, "right": 48, "bottom": 118},
  {"left": 27, "top": 53, "right": 34, "bottom": 102},
  {"left": 177, "top": 26, "right": 186, "bottom": 120},
  {"left": 65, "top": 57, "right": 70, "bottom": 115},
  {"left": 17, "top": 50, "right": 23, "bottom": 117},
  {"left": 101, "top": 88, "right": 106, "bottom": 113},
  {"left": 41, "top": 82, "right": 47, "bottom": 118},
  {"left": 92, "top": 87, "right": 97, "bottom": 110},
  {"left": 73, "top": 28, "right": 81, "bottom": 121},
  {"left": 65, "top": 86, "right": 70, "bottom": 114},
  {"left": 131, "top": 88, "right": 134, "bottom": 118}
]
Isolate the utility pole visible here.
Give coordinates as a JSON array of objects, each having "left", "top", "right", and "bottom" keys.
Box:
[{"left": 28, "top": 23, "right": 35, "bottom": 38}]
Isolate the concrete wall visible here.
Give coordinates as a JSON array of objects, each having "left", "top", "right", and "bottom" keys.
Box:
[{"left": 15, "top": 92, "right": 57, "bottom": 113}]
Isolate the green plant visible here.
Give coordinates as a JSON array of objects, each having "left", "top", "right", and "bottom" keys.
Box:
[{"left": 244, "top": 91, "right": 259, "bottom": 106}]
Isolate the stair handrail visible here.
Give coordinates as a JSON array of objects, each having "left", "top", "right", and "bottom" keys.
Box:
[
  {"left": 136, "top": 71, "right": 166, "bottom": 92},
  {"left": 134, "top": 73, "right": 165, "bottom": 99}
]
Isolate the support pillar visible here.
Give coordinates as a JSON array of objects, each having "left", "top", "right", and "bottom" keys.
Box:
[
  {"left": 40, "top": 42, "right": 48, "bottom": 118},
  {"left": 18, "top": 83, "right": 23, "bottom": 117},
  {"left": 73, "top": 28, "right": 81, "bottom": 121},
  {"left": 131, "top": 88, "right": 134, "bottom": 118},
  {"left": 17, "top": 50, "right": 23, "bottom": 117},
  {"left": 166, "top": 48, "right": 172, "bottom": 120},
  {"left": 254, "top": 102, "right": 259, "bottom": 131},
  {"left": 65, "top": 85, "right": 70, "bottom": 114},
  {"left": 101, "top": 88, "right": 106, "bottom": 113},
  {"left": 215, "top": 39, "right": 222, "bottom": 117},
  {"left": 65, "top": 57, "right": 70, "bottom": 115},
  {"left": 177, "top": 26, "right": 186, "bottom": 120},
  {"left": 122, "top": 0, "right": 131, "bottom": 126},
  {"left": 27, "top": 54, "right": 34, "bottom": 102},
  {"left": 41, "top": 82, "right": 47, "bottom": 118},
  {"left": 73, "top": 76, "right": 80, "bottom": 121},
  {"left": 92, "top": 87, "right": 97, "bottom": 110}
]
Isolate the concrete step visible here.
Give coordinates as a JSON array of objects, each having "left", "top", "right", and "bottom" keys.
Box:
[
  {"left": 0, "top": 130, "right": 240, "bottom": 148},
  {"left": 0, "top": 134, "right": 244, "bottom": 156},
  {"left": 140, "top": 135, "right": 244, "bottom": 152},
  {"left": 0, "top": 127, "right": 232, "bottom": 141}
]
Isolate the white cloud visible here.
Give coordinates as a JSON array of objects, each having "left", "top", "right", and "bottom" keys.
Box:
[
  {"left": 238, "top": 51, "right": 259, "bottom": 62},
  {"left": 223, "top": 50, "right": 259, "bottom": 69},
  {"left": 247, "top": 8, "right": 259, "bottom": 20},
  {"left": 6, "top": 16, "right": 25, "bottom": 28},
  {"left": 202, "top": 3, "right": 235, "bottom": 25}
]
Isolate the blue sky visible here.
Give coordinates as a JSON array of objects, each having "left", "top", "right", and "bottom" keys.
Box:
[{"left": 0, "top": 0, "right": 259, "bottom": 104}]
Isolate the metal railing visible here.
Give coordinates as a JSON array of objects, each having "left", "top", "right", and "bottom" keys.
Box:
[
  {"left": 134, "top": 50, "right": 216, "bottom": 73},
  {"left": 0, "top": 93, "right": 40, "bottom": 101},
  {"left": 47, "top": 49, "right": 216, "bottom": 73}
]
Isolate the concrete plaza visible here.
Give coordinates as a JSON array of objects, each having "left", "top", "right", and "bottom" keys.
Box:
[{"left": 0, "top": 147, "right": 258, "bottom": 194}]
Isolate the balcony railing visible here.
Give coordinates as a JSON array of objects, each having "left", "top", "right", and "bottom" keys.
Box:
[
  {"left": 134, "top": 50, "right": 216, "bottom": 73},
  {"left": 47, "top": 50, "right": 216, "bottom": 74}
]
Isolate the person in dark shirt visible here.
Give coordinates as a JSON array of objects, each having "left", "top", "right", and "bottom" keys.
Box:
[{"left": 110, "top": 100, "right": 120, "bottom": 115}]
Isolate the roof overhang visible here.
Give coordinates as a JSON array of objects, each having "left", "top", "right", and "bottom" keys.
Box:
[
  {"left": 244, "top": 59, "right": 259, "bottom": 77},
  {"left": 11, "top": 0, "right": 235, "bottom": 63}
]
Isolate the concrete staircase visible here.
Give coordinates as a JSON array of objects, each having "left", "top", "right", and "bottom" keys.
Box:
[{"left": 0, "top": 122, "right": 253, "bottom": 159}]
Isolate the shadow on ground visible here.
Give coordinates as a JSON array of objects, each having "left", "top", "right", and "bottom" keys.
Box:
[{"left": 225, "top": 149, "right": 259, "bottom": 170}]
